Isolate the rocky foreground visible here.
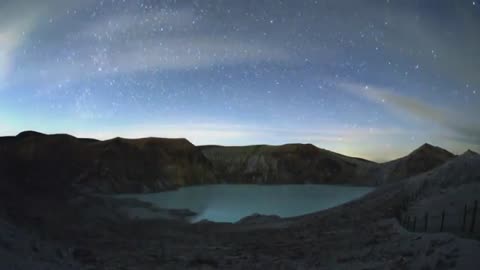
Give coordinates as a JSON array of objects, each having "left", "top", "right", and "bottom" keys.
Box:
[{"left": 0, "top": 132, "right": 479, "bottom": 269}]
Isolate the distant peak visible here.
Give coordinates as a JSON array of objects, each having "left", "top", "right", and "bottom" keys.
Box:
[
  {"left": 16, "top": 131, "right": 46, "bottom": 138},
  {"left": 410, "top": 143, "right": 454, "bottom": 157},
  {"left": 415, "top": 143, "right": 444, "bottom": 152},
  {"left": 463, "top": 149, "right": 479, "bottom": 156},
  {"left": 410, "top": 143, "right": 435, "bottom": 154},
  {"left": 419, "top": 143, "right": 434, "bottom": 149}
]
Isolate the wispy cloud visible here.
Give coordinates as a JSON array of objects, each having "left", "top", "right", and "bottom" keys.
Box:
[
  {"left": 0, "top": 28, "right": 21, "bottom": 87},
  {"left": 340, "top": 82, "right": 480, "bottom": 145},
  {"left": 93, "top": 37, "right": 291, "bottom": 74},
  {"left": 77, "top": 8, "right": 198, "bottom": 38},
  {"left": 0, "top": 11, "right": 36, "bottom": 89},
  {"left": 10, "top": 4, "right": 292, "bottom": 91},
  {"left": 0, "top": 0, "right": 97, "bottom": 90}
]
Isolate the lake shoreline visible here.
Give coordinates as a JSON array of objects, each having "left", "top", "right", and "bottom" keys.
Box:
[{"left": 116, "top": 184, "right": 374, "bottom": 223}]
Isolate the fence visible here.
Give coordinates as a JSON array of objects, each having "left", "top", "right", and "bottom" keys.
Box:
[{"left": 400, "top": 200, "right": 478, "bottom": 235}]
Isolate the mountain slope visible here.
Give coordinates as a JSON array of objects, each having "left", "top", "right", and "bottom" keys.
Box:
[
  {"left": 0, "top": 131, "right": 216, "bottom": 193},
  {"left": 386, "top": 150, "right": 480, "bottom": 235},
  {"left": 199, "top": 143, "right": 456, "bottom": 186},
  {"left": 0, "top": 132, "right": 459, "bottom": 193},
  {"left": 372, "top": 143, "right": 455, "bottom": 185},
  {"left": 199, "top": 144, "right": 377, "bottom": 185}
]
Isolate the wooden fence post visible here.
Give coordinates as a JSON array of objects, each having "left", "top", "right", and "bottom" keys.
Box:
[
  {"left": 424, "top": 212, "right": 429, "bottom": 232},
  {"left": 440, "top": 210, "right": 445, "bottom": 232},
  {"left": 462, "top": 204, "right": 467, "bottom": 232},
  {"left": 470, "top": 200, "right": 478, "bottom": 233},
  {"left": 412, "top": 216, "right": 416, "bottom": 232}
]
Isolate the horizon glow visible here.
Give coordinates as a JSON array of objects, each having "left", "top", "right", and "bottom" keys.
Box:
[{"left": 1, "top": 0, "right": 479, "bottom": 162}]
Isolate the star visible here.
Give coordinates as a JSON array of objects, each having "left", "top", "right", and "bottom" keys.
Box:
[{"left": 0, "top": 0, "right": 478, "bottom": 160}]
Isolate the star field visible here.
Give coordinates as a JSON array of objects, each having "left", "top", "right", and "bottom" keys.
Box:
[{"left": 0, "top": 0, "right": 479, "bottom": 161}]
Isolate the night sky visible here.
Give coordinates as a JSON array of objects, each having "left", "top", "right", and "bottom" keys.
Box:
[{"left": 1, "top": 0, "right": 479, "bottom": 161}]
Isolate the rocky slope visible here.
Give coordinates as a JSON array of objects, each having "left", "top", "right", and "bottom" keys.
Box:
[
  {"left": 398, "top": 150, "right": 480, "bottom": 235},
  {"left": 222, "top": 150, "right": 477, "bottom": 232},
  {"left": 0, "top": 132, "right": 457, "bottom": 194},
  {"left": 200, "top": 144, "right": 377, "bottom": 185},
  {"left": 0, "top": 131, "right": 216, "bottom": 193},
  {"left": 370, "top": 143, "right": 456, "bottom": 185},
  {"left": 1, "top": 149, "right": 477, "bottom": 269},
  {"left": 200, "top": 143, "right": 456, "bottom": 186},
  {"left": 0, "top": 132, "right": 479, "bottom": 269}
]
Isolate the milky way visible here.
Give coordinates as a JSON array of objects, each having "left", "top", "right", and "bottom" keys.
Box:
[{"left": 0, "top": 0, "right": 479, "bottom": 161}]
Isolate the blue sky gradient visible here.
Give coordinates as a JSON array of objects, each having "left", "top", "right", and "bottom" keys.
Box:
[{"left": 1, "top": 0, "right": 479, "bottom": 161}]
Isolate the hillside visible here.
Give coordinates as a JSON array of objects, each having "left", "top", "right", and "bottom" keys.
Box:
[
  {"left": 399, "top": 150, "right": 480, "bottom": 235},
  {"left": 0, "top": 131, "right": 216, "bottom": 193},
  {"left": 371, "top": 143, "right": 456, "bottom": 185},
  {"left": 200, "top": 144, "right": 377, "bottom": 185},
  {"left": 200, "top": 143, "right": 456, "bottom": 186},
  {"left": 0, "top": 132, "right": 458, "bottom": 194},
  {"left": 0, "top": 133, "right": 478, "bottom": 269}
]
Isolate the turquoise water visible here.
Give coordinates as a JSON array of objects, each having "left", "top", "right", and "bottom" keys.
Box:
[{"left": 121, "top": 184, "right": 373, "bottom": 223}]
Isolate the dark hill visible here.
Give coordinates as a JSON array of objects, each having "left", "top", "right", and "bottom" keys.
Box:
[
  {"left": 0, "top": 132, "right": 216, "bottom": 194},
  {"left": 372, "top": 143, "right": 455, "bottom": 185},
  {"left": 199, "top": 144, "right": 377, "bottom": 185},
  {"left": 0, "top": 132, "right": 458, "bottom": 193}
]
